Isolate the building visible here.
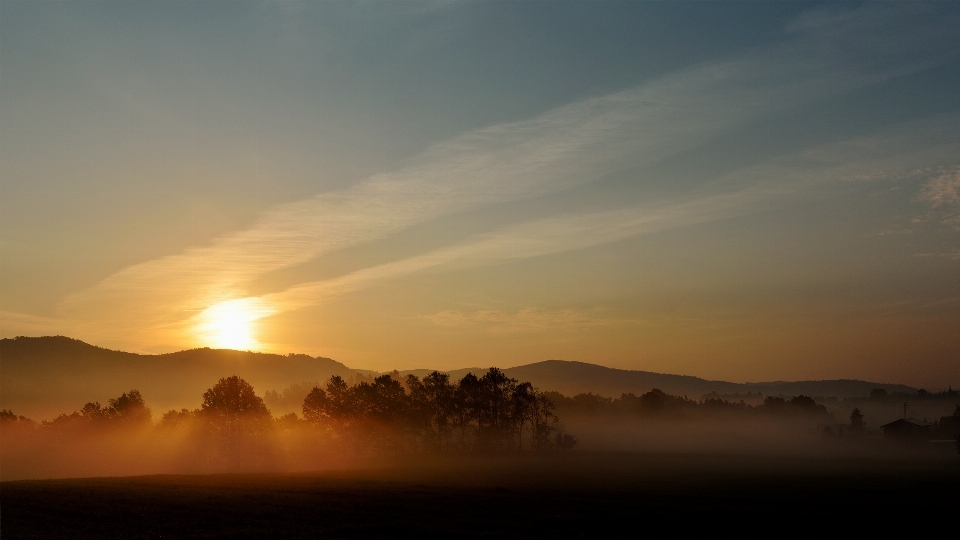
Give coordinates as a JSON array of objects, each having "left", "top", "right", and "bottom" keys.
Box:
[{"left": 880, "top": 418, "right": 933, "bottom": 440}]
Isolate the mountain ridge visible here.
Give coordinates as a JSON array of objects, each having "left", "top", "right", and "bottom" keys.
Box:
[
  {"left": 1, "top": 336, "right": 355, "bottom": 419},
  {"left": 1, "top": 336, "right": 917, "bottom": 419},
  {"left": 397, "top": 359, "right": 915, "bottom": 402}
]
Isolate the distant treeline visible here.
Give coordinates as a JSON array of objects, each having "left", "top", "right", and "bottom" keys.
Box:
[
  {"left": 543, "top": 389, "right": 832, "bottom": 418},
  {"left": 865, "top": 387, "right": 960, "bottom": 402},
  {"left": 5, "top": 373, "right": 957, "bottom": 455},
  {"left": 0, "top": 368, "right": 577, "bottom": 455}
]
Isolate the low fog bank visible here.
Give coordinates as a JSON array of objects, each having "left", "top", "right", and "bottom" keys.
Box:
[
  {"left": 548, "top": 389, "right": 960, "bottom": 456},
  {"left": 2, "top": 372, "right": 958, "bottom": 482}
]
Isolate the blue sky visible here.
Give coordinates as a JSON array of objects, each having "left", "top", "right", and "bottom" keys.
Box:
[{"left": 1, "top": 1, "right": 958, "bottom": 387}]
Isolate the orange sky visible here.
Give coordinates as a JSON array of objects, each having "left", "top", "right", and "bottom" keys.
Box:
[{"left": 1, "top": 2, "right": 958, "bottom": 388}]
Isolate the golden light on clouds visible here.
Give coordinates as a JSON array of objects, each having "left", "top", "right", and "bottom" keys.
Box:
[{"left": 194, "top": 298, "right": 275, "bottom": 351}]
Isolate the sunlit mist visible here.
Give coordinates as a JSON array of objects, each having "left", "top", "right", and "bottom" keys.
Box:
[{"left": 195, "top": 299, "right": 274, "bottom": 351}]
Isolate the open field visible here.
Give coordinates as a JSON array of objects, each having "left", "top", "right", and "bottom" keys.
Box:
[{"left": 3, "top": 450, "right": 958, "bottom": 538}]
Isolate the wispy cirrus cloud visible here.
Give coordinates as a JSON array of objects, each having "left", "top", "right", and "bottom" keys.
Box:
[
  {"left": 252, "top": 182, "right": 786, "bottom": 316},
  {"left": 244, "top": 115, "right": 960, "bottom": 319},
  {"left": 421, "top": 308, "right": 645, "bottom": 333},
  {"left": 13, "top": 3, "right": 955, "bottom": 351},
  {"left": 919, "top": 166, "right": 960, "bottom": 229}
]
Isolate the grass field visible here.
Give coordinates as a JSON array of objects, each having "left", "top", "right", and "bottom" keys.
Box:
[{"left": 2, "top": 451, "right": 958, "bottom": 538}]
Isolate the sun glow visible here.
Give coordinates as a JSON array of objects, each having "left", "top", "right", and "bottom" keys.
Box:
[{"left": 195, "top": 298, "right": 275, "bottom": 351}]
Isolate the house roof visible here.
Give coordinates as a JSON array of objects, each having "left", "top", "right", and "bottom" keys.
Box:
[{"left": 880, "top": 418, "right": 933, "bottom": 428}]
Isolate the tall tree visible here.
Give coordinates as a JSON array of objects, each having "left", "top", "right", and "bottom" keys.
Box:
[
  {"left": 512, "top": 382, "right": 534, "bottom": 450},
  {"left": 455, "top": 373, "right": 483, "bottom": 449},
  {"left": 200, "top": 376, "right": 272, "bottom": 438},
  {"left": 405, "top": 375, "right": 432, "bottom": 448},
  {"left": 422, "top": 371, "right": 455, "bottom": 450},
  {"left": 324, "top": 375, "right": 355, "bottom": 429},
  {"left": 529, "top": 389, "right": 557, "bottom": 451},
  {"left": 302, "top": 386, "right": 330, "bottom": 426},
  {"left": 478, "top": 368, "right": 518, "bottom": 451}
]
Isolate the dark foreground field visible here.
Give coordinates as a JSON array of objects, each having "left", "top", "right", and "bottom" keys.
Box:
[{"left": 2, "top": 451, "right": 958, "bottom": 538}]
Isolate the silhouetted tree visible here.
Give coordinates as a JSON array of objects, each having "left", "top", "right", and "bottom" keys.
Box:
[
  {"left": 640, "top": 389, "right": 667, "bottom": 414},
  {"left": 299, "top": 368, "right": 575, "bottom": 455},
  {"left": 67, "top": 390, "right": 152, "bottom": 427},
  {"left": 0, "top": 409, "right": 35, "bottom": 433},
  {"left": 788, "top": 395, "right": 827, "bottom": 415},
  {"left": 324, "top": 375, "right": 355, "bottom": 429},
  {"left": 0, "top": 409, "right": 18, "bottom": 423},
  {"left": 454, "top": 373, "right": 482, "bottom": 449},
  {"left": 571, "top": 393, "right": 613, "bottom": 415},
  {"left": 512, "top": 382, "right": 534, "bottom": 449},
  {"left": 761, "top": 396, "right": 787, "bottom": 414},
  {"left": 477, "top": 368, "right": 518, "bottom": 451},
  {"left": 850, "top": 408, "right": 865, "bottom": 432},
  {"left": 107, "top": 390, "right": 152, "bottom": 425},
  {"left": 367, "top": 374, "right": 408, "bottom": 424},
  {"left": 200, "top": 376, "right": 272, "bottom": 438},
  {"left": 405, "top": 375, "right": 433, "bottom": 449},
  {"left": 158, "top": 408, "right": 196, "bottom": 430},
  {"left": 529, "top": 388, "right": 557, "bottom": 451},
  {"left": 302, "top": 386, "right": 330, "bottom": 426},
  {"left": 79, "top": 402, "right": 108, "bottom": 422},
  {"left": 422, "top": 371, "right": 455, "bottom": 450}
]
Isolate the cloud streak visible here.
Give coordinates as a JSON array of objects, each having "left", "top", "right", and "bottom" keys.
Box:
[
  {"left": 919, "top": 166, "right": 960, "bottom": 229},
  {"left": 421, "top": 308, "right": 645, "bottom": 334},
  {"left": 25, "top": 3, "right": 958, "bottom": 350},
  {"left": 247, "top": 115, "right": 960, "bottom": 320}
]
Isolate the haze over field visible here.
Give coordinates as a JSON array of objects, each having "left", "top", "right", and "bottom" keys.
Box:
[
  {"left": 3, "top": 335, "right": 957, "bottom": 483},
  {"left": 2, "top": 2, "right": 959, "bottom": 389}
]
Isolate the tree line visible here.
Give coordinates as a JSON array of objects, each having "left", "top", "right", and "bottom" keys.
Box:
[
  {"left": 544, "top": 388, "right": 831, "bottom": 418},
  {"left": 0, "top": 368, "right": 577, "bottom": 455},
  {"left": 301, "top": 368, "right": 575, "bottom": 452}
]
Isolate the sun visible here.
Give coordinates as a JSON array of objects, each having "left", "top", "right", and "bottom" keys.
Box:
[
  {"left": 208, "top": 306, "right": 254, "bottom": 350},
  {"left": 195, "top": 298, "right": 273, "bottom": 350}
]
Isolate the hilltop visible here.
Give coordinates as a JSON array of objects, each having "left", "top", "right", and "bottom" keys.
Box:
[
  {"left": 400, "top": 361, "right": 915, "bottom": 402},
  {"left": 1, "top": 336, "right": 916, "bottom": 419},
  {"left": 0, "top": 336, "right": 354, "bottom": 419}
]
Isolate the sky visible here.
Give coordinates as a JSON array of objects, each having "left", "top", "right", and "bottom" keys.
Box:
[{"left": 1, "top": 1, "right": 959, "bottom": 388}]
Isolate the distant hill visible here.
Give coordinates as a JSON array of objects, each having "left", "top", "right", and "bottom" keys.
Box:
[
  {"left": 1, "top": 337, "right": 916, "bottom": 420},
  {"left": 399, "top": 360, "right": 916, "bottom": 401},
  {"left": 0, "top": 336, "right": 355, "bottom": 419}
]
